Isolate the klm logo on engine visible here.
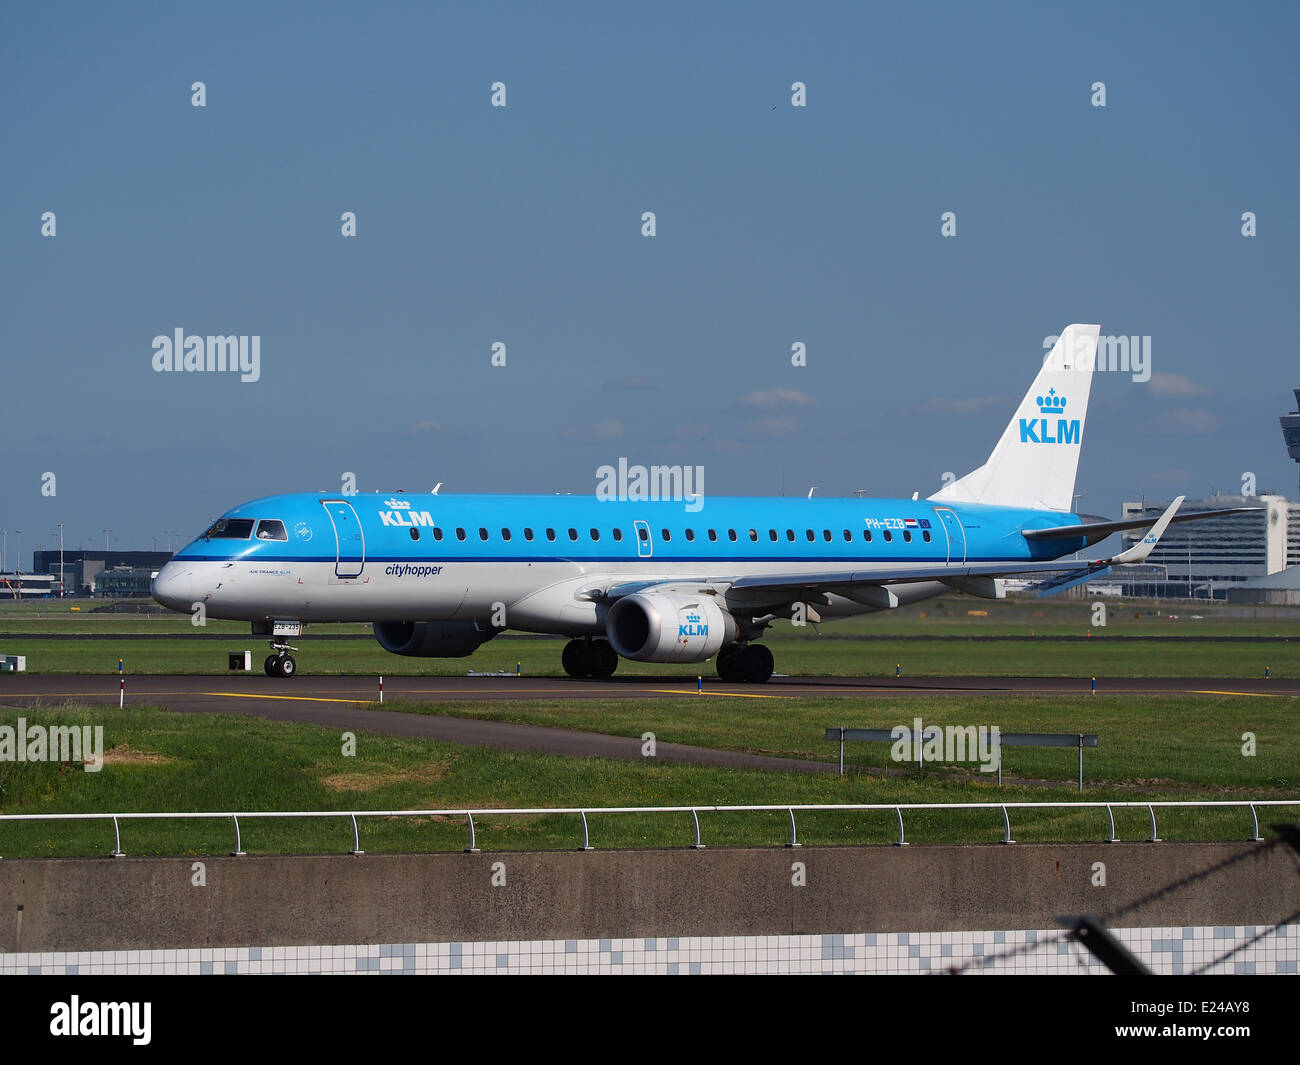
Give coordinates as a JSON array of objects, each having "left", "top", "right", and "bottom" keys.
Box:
[
  {"left": 1019, "top": 389, "right": 1080, "bottom": 445},
  {"left": 379, "top": 498, "right": 434, "bottom": 527},
  {"left": 679, "top": 611, "right": 708, "bottom": 638}
]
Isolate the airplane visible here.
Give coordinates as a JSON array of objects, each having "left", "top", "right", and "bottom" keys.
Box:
[{"left": 152, "top": 324, "right": 1247, "bottom": 680}]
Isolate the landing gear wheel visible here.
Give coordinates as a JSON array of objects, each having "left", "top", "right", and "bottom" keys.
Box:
[
  {"left": 741, "top": 643, "right": 774, "bottom": 684},
  {"left": 587, "top": 640, "right": 619, "bottom": 679},
  {"left": 716, "top": 644, "right": 745, "bottom": 683},
  {"left": 276, "top": 654, "right": 297, "bottom": 678},
  {"left": 562, "top": 639, "right": 592, "bottom": 678},
  {"left": 264, "top": 655, "right": 278, "bottom": 677}
]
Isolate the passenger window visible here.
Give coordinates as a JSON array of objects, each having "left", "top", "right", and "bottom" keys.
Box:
[
  {"left": 748, "top": 529, "right": 758, "bottom": 542},
  {"left": 903, "top": 530, "right": 912, "bottom": 542},
  {"left": 590, "top": 528, "right": 599, "bottom": 541},
  {"left": 524, "top": 528, "right": 534, "bottom": 541},
  {"left": 502, "top": 528, "right": 511, "bottom": 541},
  {"left": 546, "top": 528, "right": 556, "bottom": 541},
  {"left": 863, "top": 530, "right": 872, "bottom": 542},
  {"left": 479, "top": 528, "right": 489, "bottom": 541},
  {"left": 806, "top": 530, "right": 815, "bottom": 542},
  {"left": 708, "top": 530, "right": 718, "bottom": 542},
  {"left": 685, "top": 529, "right": 695, "bottom": 541},
  {"left": 661, "top": 529, "right": 672, "bottom": 542},
  {"left": 255, "top": 520, "right": 288, "bottom": 541},
  {"left": 638, "top": 527, "right": 648, "bottom": 542},
  {"left": 728, "top": 529, "right": 738, "bottom": 542},
  {"left": 434, "top": 527, "right": 444, "bottom": 542},
  {"left": 613, "top": 529, "right": 623, "bottom": 542},
  {"left": 456, "top": 528, "right": 466, "bottom": 541},
  {"left": 923, "top": 530, "right": 932, "bottom": 543},
  {"left": 568, "top": 528, "right": 578, "bottom": 541},
  {"left": 883, "top": 530, "right": 892, "bottom": 543},
  {"left": 843, "top": 530, "right": 851, "bottom": 542},
  {"left": 823, "top": 530, "right": 832, "bottom": 542},
  {"left": 786, "top": 529, "right": 795, "bottom": 542},
  {"left": 409, "top": 528, "right": 420, "bottom": 541},
  {"left": 769, "top": 529, "right": 778, "bottom": 542}
]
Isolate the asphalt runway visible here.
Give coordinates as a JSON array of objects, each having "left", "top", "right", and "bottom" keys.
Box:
[{"left": 1, "top": 673, "right": 1293, "bottom": 774}]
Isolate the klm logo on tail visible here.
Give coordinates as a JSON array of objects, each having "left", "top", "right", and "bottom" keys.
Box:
[{"left": 1019, "top": 389, "right": 1080, "bottom": 445}]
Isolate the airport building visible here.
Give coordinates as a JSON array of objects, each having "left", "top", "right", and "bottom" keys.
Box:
[
  {"left": 28, "top": 550, "right": 173, "bottom": 597},
  {"left": 0, "top": 573, "right": 61, "bottom": 598},
  {"left": 1117, "top": 494, "right": 1299, "bottom": 598}
]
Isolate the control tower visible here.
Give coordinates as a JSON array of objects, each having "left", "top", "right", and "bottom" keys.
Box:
[{"left": 1282, "top": 388, "right": 1300, "bottom": 495}]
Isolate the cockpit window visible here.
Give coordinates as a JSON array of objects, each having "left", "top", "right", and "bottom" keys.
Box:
[
  {"left": 255, "top": 520, "right": 288, "bottom": 541},
  {"left": 203, "top": 518, "right": 255, "bottom": 539}
]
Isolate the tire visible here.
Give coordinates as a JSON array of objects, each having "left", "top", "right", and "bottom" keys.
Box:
[
  {"left": 741, "top": 643, "right": 774, "bottom": 684},
  {"left": 264, "top": 655, "right": 278, "bottom": 676},
  {"left": 561, "top": 639, "right": 591, "bottom": 678},
  {"left": 276, "top": 654, "right": 297, "bottom": 678},
  {"left": 716, "top": 644, "right": 745, "bottom": 683},
  {"left": 587, "top": 640, "right": 619, "bottom": 679}
]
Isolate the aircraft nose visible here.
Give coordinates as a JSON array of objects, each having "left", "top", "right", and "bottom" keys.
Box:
[{"left": 151, "top": 562, "right": 193, "bottom": 611}]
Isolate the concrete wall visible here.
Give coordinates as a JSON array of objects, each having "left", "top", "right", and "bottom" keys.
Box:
[{"left": 2, "top": 842, "right": 1295, "bottom": 953}]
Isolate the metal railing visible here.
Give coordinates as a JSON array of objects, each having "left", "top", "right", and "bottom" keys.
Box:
[
  {"left": 1, "top": 800, "right": 1297, "bottom": 856},
  {"left": 825, "top": 727, "right": 1100, "bottom": 790}
]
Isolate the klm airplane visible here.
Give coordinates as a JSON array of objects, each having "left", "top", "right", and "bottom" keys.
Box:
[{"left": 152, "top": 325, "right": 1240, "bottom": 681}]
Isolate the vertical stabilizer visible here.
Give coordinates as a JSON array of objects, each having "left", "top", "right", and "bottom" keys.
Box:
[{"left": 929, "top": 324, "right": 1100, "bottom": 512}]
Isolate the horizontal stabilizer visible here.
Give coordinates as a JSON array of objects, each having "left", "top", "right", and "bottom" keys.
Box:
[{"left": 1023, "top": 506, "right": 1253, "bottom": 544}]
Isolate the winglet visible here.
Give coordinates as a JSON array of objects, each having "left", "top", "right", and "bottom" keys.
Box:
[{"left": 1110, "top": 495, "right": 1184, "bottom": 565}]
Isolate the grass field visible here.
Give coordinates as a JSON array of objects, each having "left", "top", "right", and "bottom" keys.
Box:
[
  {"left": 1, "top": 694, "right": 1295, "bottom": 858},
  {"left": 2, "top": 597, "right": 1297, "bottom": 677},
  {"left": 0, "top": 631, "right": 1295, "bottom": 677}
]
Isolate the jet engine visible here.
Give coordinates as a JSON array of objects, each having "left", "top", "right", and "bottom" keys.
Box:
[
  {"left": 373, "top": 620, "right": 497, "bottom": 658},
  {"left": 605, "top": 593, "right": 737, "bottom": 663}
]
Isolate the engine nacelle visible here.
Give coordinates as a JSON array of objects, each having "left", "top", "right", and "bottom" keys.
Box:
[
  {"left": 605, "top": 593, "right": 737, "bottom": 663},
  {"left": 373, "top": 620, "right": 497, "bottom": 658}
]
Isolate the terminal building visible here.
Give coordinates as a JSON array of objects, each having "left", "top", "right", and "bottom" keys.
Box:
[
  {"left": 27, "top": 550, "right": 174, "bottom": 597},
  {"left": 1116, "top": 494, "right": 1297, "bottom": 598}
]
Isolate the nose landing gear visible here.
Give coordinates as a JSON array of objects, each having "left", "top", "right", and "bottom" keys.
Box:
[{"left": 264, "top": 639, "right": 298, "bottom": 677}]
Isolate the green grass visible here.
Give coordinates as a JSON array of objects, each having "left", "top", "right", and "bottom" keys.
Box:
[
  {"left": 0, "top": 700, "right": 1295, "bottom": 859},
  {"left": 367, "top": 694, "right": 1300, "bottom": 791},
  {"left": 2, "top": 596, "right": 1298, "bottom": 676},
  {"left": 0, "top": 630, "right": 1294, "bottom": 677}
]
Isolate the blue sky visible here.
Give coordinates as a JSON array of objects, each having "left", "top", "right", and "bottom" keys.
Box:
[{"left": 2, "top": 1, "right": 1297, "bottom": 559}]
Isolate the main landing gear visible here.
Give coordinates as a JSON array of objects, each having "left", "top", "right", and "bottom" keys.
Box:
[
  {"left": 264, "top": 639, "right": 298, "bottom": 678},
  {"left": 716, "top": 643, "right": 774, "bottom": 684},
  {"left": 562, "top": 638, "right": 619, "bottom": 679}
]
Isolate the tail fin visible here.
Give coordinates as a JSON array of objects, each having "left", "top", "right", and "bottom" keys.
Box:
[{"left": 929, "top": 324, "right": 1100, "bottom": 512}]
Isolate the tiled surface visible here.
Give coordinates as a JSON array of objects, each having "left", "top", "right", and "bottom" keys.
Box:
[{"left": 3, "top": 924, "right": 1294, "bottom": 974}]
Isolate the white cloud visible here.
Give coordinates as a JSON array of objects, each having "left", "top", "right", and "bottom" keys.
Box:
[
  {"left": 739, "top": 389, "right": 816, "bottom": 410},
  {"left": 1159, "top": 408, "right": 1218, "bottom": 434},
  {"left": 564, "top": 419, "right": 626, "bottom": 441},
  {"left": 1147, "top": 372, "right": 1209, "bottom": 398}
]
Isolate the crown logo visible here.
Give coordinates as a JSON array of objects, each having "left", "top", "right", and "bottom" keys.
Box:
[
  {"left": 1035, "top": 388, "right": 1067, "bottom": 413},
  {"left": 384, "top": 498, "right": 412, "bottom": 509}
]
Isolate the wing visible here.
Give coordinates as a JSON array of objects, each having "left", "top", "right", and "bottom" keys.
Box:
[{"left": 598, "top": 497, "right": 1186, "bottom": 609}]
